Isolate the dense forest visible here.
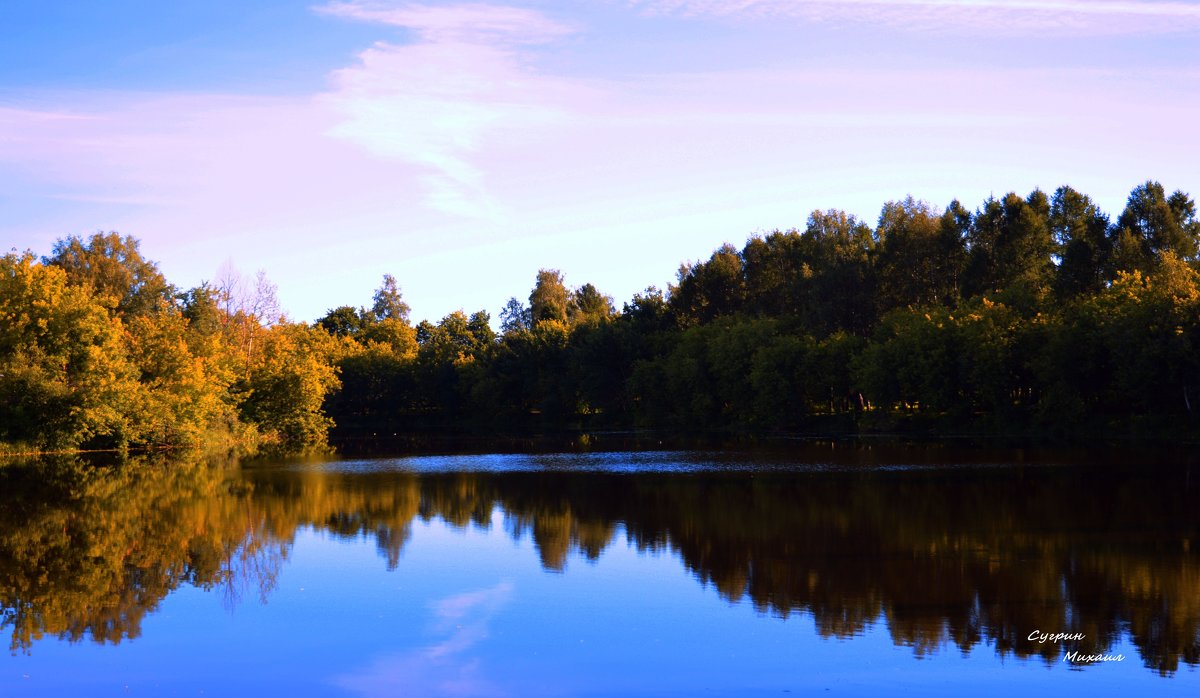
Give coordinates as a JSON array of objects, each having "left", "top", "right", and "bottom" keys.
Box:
[{"left": 3, "top": 180, "right": 1199, "bottom": 452}]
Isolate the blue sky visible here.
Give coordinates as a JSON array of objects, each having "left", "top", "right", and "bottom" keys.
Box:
[{"left": 2, "top": 1, "right": 1198, "bottom": 323}]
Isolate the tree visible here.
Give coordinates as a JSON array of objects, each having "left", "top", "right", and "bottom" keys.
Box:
[
  {"left": 1049, "top": 185, "right": 1112, "bottom": 298},
  {"left": 248, "top": 270, "right": 282, "bottom": 326},
  {"left": 467, "top": 311, "right": 496, "bottom": 346},
  {"left": 856, "top": 307, "right": 962, "bottom": 415},
  {"left": 178, "top": 284, "right": 223, "bottom": 343},
  {"left": 875, "top": 197, "right": 958, "bottom": 311},
  {"left": 214, "top": 261, "right": 281, "bottom": 326},
  {"left": 964, "top": 191, "right": 1054, "bottom": 299},
  {"left": 371, "top": 274, "right": 411, "bottom": 323},
  {"left": 802, "top": 210, "right": 877, "bottom": 334},
  {"left": 741, "top": 230, "right": 806, "bottom": 319},
  {"left": 937, "top": 199, "right": 972, "bottom": 303},
  {"left": 360, "top": 318, "right": 419, "bottom": 358},
  {"left": 499, "top": 297, "right": 532, "bottom": 334},
  {"left": 623, "top": 287, "right": 671, "bottom": 332},
  {"left": 1113, "top": 181, "right": 1200, "bottom": 272},
  {"left": 738, "top": 212, "right": 876, "bottom": 335},
  {"left": 317, "top": 306, "right": 371, "bottom": 338},
  {"left": 529, "top": 269, "right": 570, "bottom": 325},
  {"left": 123, "top": 308, "right": 240, "bottom": 447},
  {"left": 45, "top": 232, "right": 174, "bottom": 317},
  {"left": 0, "top": 253, "right": 141, "bottom": 448},
  {"left": 238, "top": 322, "right": 340, "bottom": 450},
  {"left": 671, "top": 244, "right": 746, "bottom": 325},
  {"left": 413, "top": 310, "right": 495, "bottom": 418},
  {"left": 571, "top": 283, "right": 614, "bottom": 325}
]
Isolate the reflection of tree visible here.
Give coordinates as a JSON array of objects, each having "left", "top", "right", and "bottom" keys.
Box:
[
  {"left": 0, "top": 456, "right": 274, "bottom": 652},
  {"left": 409, "top": 466, "right": 1200, "bottom": 675},
  {"left": 0, "top": 458, "right": 426, "bottom": 653},
  {"left": 2, "top": 454, "right": 1197, "bottom": 676},
  {"left": 247, "top": 468, "right": 421, "bottom": 571}
]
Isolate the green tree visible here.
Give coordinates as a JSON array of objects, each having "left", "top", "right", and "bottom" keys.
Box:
[
  {"left": 876, "top": 197, "right": 963, "bottom": 311},
  {"left": 1081, "top": 255, "right": 1200, "bottom": 418},
  {"left": 964, "top": 191, "right": 1054, "bottom": 299},
  {"left": 1113, "top": 181, "right": 1200, "bottom": 272},
  {"left": 326, "top": 342, "right": 417, "bottom": 433},
  {"left": 671, "top": 244, "right": 746, "bottom": 326},
  {"left": 856, "top": 307, "right": 962, "bottom": 415},
  {"left": 1050, "top": 185, "right": 1112, "bottom": 298},
  {"left": 412, "top": 310, "right": 496, "bottom": 418},
  {"left": 741, "top": 230, "right": 806, "bottom": 319},
  {"left": 802, "top": 210, "right": 877, "bottom": 334},
  {"left": 955, "top": 297, "right": 1031, "bottom": 416},
  {"left": 178, "top": 284, "right": 223, "bottom": 345},
  {"left": 740, "top": 212, "right": 875, "bottom": 335}
]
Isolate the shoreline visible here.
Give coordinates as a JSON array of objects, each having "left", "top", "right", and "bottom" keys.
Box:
[{"left": 6, "top": 424, "right": 1199, "bottom": 461}]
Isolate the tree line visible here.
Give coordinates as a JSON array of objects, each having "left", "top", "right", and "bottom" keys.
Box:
[{"left": 2, "top": 180, "right": 1198, "bottom": 451}]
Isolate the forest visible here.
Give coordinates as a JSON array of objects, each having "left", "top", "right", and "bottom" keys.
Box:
[{"left": 2, "top": 180, "right": 1199, "bottom": 453}]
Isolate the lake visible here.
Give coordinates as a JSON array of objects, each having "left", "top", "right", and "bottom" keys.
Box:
[{"left": 2, "top": 443, "right": 1198, "bottom": 696}]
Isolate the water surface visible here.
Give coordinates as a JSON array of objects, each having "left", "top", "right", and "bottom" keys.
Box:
[{"left": 2, "top": 445, "right": 1198, "bottom": 695}]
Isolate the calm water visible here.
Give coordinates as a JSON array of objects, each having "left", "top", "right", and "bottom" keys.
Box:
[{"left": 2, "top": 445, "right": 1198, "bottom": 696}]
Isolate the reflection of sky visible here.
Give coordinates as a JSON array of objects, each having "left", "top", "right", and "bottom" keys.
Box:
[
  {"left": 4, "top": 510, "right": 1197, "bottom": 696},
  {"left": 334, "top": 580, "right": 514, "bottom": 697}
]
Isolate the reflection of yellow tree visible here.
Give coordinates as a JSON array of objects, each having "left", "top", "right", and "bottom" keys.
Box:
[
  {"left": 248, "top": 468, "right": 421, "bottom": 570},
  {"left": 0, "top": 457, "right": 428, "bottom": 653},
  {"left": 0, "top": 456, "right": 272, "bottom": 652}
]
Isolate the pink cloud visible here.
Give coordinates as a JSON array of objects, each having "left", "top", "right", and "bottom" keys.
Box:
[
  {"left": 315, "top": 3, "right": 590, "bottom": 218},
  {"left": 632, "top": 0, "right": 1200, "bottom": 35},
  {"left": 0, "top": 90, "right": 440, "bottom": 312},
  {"left": 3, "top": 1, "right": 1197, "bottom": 327}
]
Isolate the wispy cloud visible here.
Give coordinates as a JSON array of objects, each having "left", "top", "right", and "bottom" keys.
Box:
[
  {"left": 632, "top": 0, "right": 1200, "bottom": 34},
  {"left": 316, "top": 2, "right": 583, "bottom": 218},
  {"left": 3, "top": 1, "right": 1197, "bottom": 325},
  {"left": 317, "top": 1, "right": 577, "bottom": 43}
]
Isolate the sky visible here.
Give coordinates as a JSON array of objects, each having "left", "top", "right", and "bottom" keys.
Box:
[{"left": 2, "top": 0, "right": 1198, "bottom": 324}]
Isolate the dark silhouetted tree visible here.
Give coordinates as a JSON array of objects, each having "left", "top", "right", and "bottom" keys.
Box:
[
  {"left": 1050, "top": 185, "right": 1112, "bottom": 298},
  {"left": 671, "top": 244, "right": 746, "bottom": 325},
  {"left": 964, "top": 191, "right": 1054, "bottom": 299},
  {"left": 1113, "top": 181, "right": 1200, "bottom": 272},
  {"left": 317, "top": 306, "right": 371, "bottom": 337},
  {"left": 500, "top": 297, "right": 532, "bottom": 334}
]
